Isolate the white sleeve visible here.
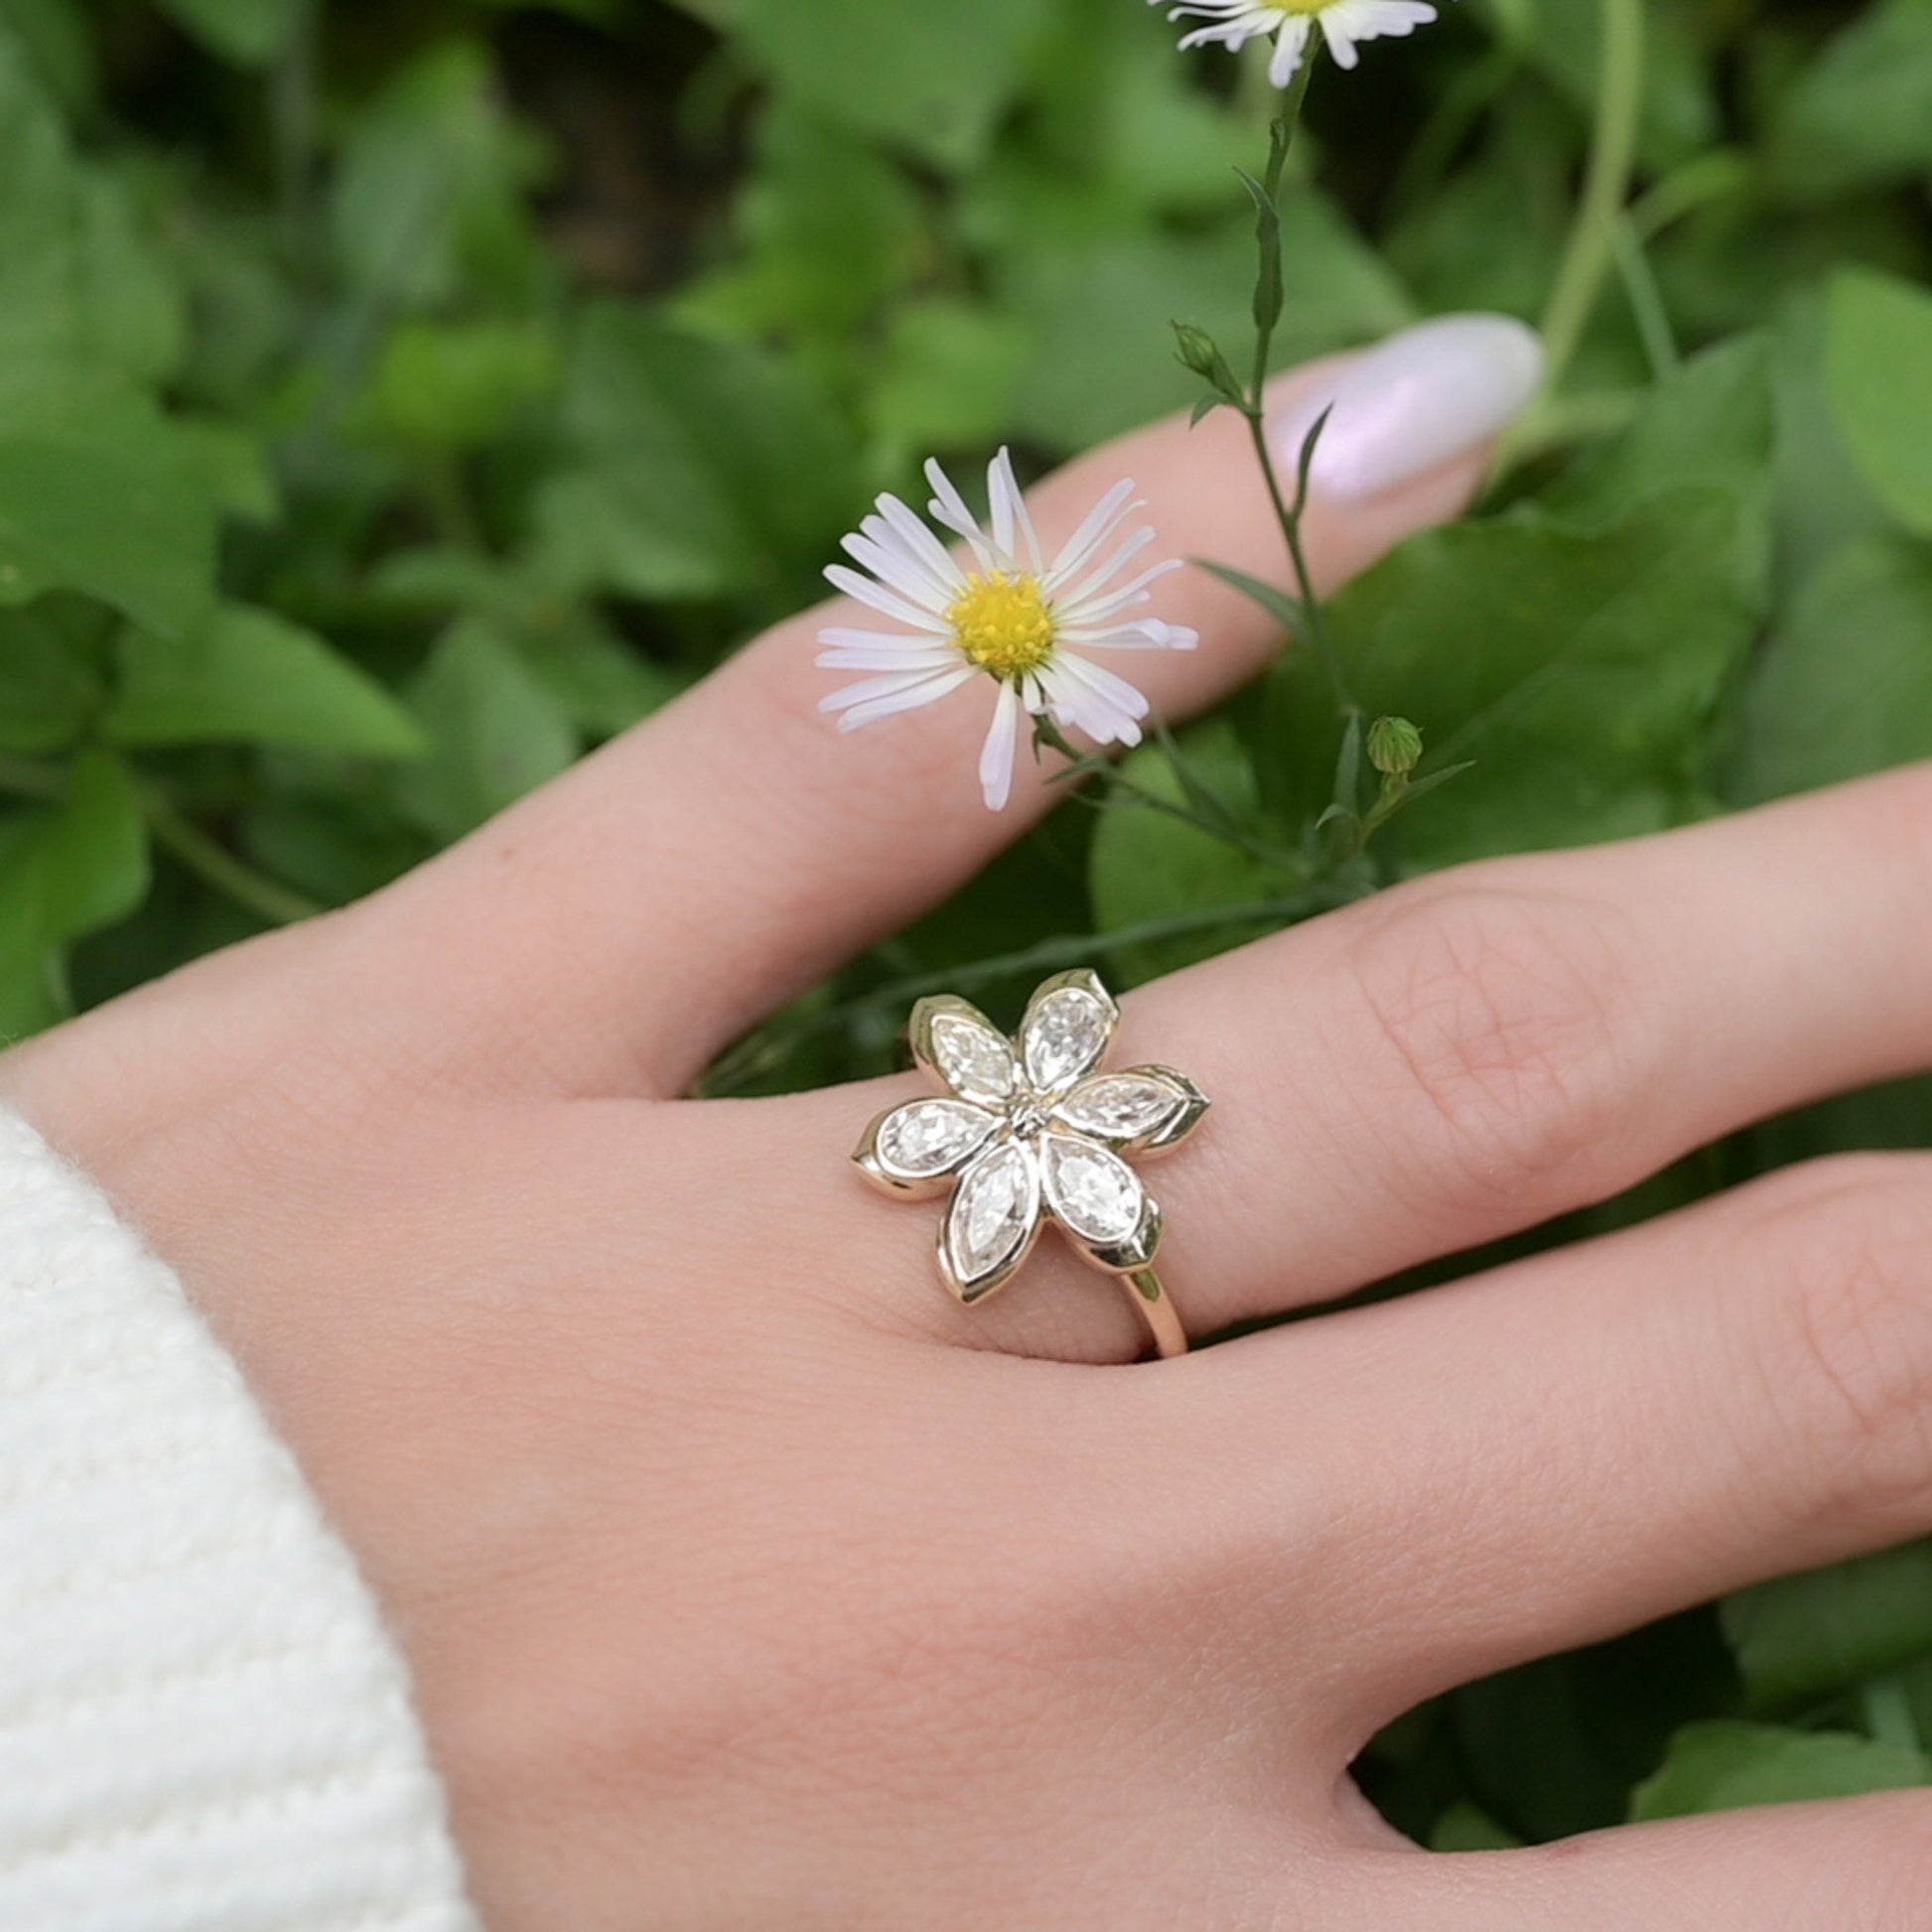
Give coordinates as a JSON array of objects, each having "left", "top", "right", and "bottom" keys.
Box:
[{"left": 0, "top": 1106, "right": 482, "bottom": 1932}]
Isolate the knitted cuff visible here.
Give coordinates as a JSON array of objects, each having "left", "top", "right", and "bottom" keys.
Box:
[{"left": 0, "top": 1106, "right": 482, "bottom": 1932}]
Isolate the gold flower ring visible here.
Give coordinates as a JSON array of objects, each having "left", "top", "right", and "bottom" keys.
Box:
[{"left": 851, "top": 969, "right": 1210, "bottom": 1359}]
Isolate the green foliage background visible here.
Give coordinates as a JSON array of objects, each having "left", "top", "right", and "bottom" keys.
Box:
[{"left": 4, "top": 0, "right": 1932, "bottom": 1851}]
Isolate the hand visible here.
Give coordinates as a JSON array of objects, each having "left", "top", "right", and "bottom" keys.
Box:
[{"left": 6, "top": 356, "right": 1930, "bottom": 1932}]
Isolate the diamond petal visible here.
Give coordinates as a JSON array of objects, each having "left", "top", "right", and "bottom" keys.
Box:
[
  {"left": 910, "top": 995, "right": 1019, "bottom": 1105},
  {"left": 1052, "top": 1064, "right": 1209, "bottom": 1154},
  {"left": 941, "top": 1140, "right": 1041, "bottom": 1302},
  {"left": 867, "top": 1099, "right": 1000, "bottom": 1183},
  {"left": 1039, "top": 1133, "right": 1145, "bottom": 1245},
  {"left": 1018, "top": 969, "right": 1117, "bottom": 1095}
]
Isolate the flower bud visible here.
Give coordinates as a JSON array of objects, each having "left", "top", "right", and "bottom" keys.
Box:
[
  {"left": 1366, "top": 715, "right": 1424, "bottom": 777},
  {"left": 1172, "top": 323, "right": 1241, "bottom": 400}
]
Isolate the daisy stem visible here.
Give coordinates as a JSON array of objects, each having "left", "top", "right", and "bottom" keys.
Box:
[
  {"left": 1536, "top": 0, "right": 1647, "bottom": 394},
  {"left": 1239, "top": 56, "right": 1356, "bottom": 724}
]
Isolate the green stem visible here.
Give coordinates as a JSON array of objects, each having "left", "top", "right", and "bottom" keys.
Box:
[
  {"left": 1537, "top": 0, "right": 1647, "bottom": 393},
  {"left": 1861, "top": 1675, "right": 1923, "bottom": 1754},
  {"left": 1611, "top": 218, "right": 1681, "bottom": 381},
  {"left": 0, "top": 756, "right": 323, "bottom": 926},
  {"left": 139, "top": 784, "right": 325, "bottom": 926},
  {"left": 701, "top": 897, "right": 1319, "bottom": 1097}
]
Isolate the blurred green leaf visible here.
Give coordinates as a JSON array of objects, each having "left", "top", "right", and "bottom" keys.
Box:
[
  {"left": 1088, "top": 721, "right": 1295, "bottom": 983},
  {"left": 1826, "top": 268, "right": 1932, "bottom": 535},
  {"left": 0, "top": 373, "right": 219, "bottom": 641},
  {"left": 1766, "top": 0, "right": 1932, "bottom": 204},
  {"left": 0, "top": 596, "right": 106, "bottom": 754},
  {"left": 532, "top": 304, "right": 861, "bottom": 609},
  {"left": 1724, "top": 1545, "right": 1932, "bottom": 1714},
  {"left": 1297, "top": 487, "right": 1761, "bottom": 870},
  {"left": 367, "top": 319, "right": 558, "bottom": 450},
  {"left": 734, "top": 0, "right": 1043, "bottom": 171},
  {"left": 330, "top": 41, "right": 551, "bottom": 314},
  {"left": 1547, "top": 335, "right": 1776, "bottom": 529},
  {"left": 107, "top": 606, "right": 429, "bottom": 759},
  {"left": 391, "top": 618, "right": 578, "bottom": 840},
  {"left": 0, "top": 42, "right": 184, "bottom": 383},
  {"left": 1727, "top": 537, "right": 1932, "bottom": 802},
  {"left": 1430, "top": 1803, "right": 1524, "bottom": 1852},
  {"left": 0, "top": 751, "right": 149, "bottom": 1035},
  {"left": 1631, "top": 1722, "right": 1929, "bottom": 1822},
  {"left": 155, "top": 0, "right": 306, "bottom": 67}
]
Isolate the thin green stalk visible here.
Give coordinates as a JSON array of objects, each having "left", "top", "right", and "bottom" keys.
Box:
[
  {"left": 1537, "top": 0, "right": 1647, "bottom": 392},
  {"left": 0, "top": 756, "right": 323, "bottom": 926},
  {"left": 1238, "top": 55, "right": 1355, "bottom": 719},
  {"left": 702, "top": 897, "right": 1318, "bottom": 1096},
  {"left": 1861, "top": 1675, "right": 1923, "bottom": 1755},
  {"left": 1612, "top": 218, "right": 1682, "bottom": 380},
  {"left": 139, "top": 784, "right": 325, "bottom": 926}
]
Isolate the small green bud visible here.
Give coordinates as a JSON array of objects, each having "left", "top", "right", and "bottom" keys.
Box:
[
  {"left": 1171, "top": 322, "right": 1241, "bottom": 400},
  {"left": 1366, "top": 716, "right": 1424, "bottom": 777}
]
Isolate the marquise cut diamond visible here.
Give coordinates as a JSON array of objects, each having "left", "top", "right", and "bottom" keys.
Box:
[
  {"left": 948, "top": 1142, "right": 1038, "bottom": 1284},
  {"left": 1055, "top": 1074, "right": 1182, "bottom": 1142},
  {"left": 876, "top": 1100, "right": 998, "bottom": 1178},
  {"left": 1041, "top": 1134, "right": 1143, "bottom": 1244},
  {"left": 1023, "top": 989, "right": 1110, "bottom": 1091},
  {"left": 929, "top": 1012, "right": 1017, "bottom": 1101}
]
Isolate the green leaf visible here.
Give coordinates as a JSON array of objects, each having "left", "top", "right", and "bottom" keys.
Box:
[
  {"left": 390, "top": 619, "right": 579, "bottom": 842},
  {"left": 1430, "top": 1803, "right": 1523, "bottom": 1853},
  {"left": 106, "top": 606, "right": 429, "bottom": 759},
  {"left": 366, "top": 319, "right": 558, "bottom": 451},
  {"left": 0, "top": 43, "right": 184, "bottom": 383},
  {"left": 154, "top": 0, "right": 305, "bottom": 67},
  {"left": 1826, "top": 269, "right": 1932, "bottom": 536},
  {"left": 1290, "top": 487, "right": 1763, "bottom": 871},
  {"left": 1724, "top": 1544, "right": 1932, "bottom": 1714},
  {"left": 0, "top": 595, "right": 106, "bottom": 754},
  {"left": 329, "top": 42, "right": 551, "bottom": 315},
  {"left": 1547, "top": 336, "right": 1777, "bottom": 531},
  {"left": 1088, "top": 721, "right": 1295, "bottom": 984},
  {"left": 1631, "top": 1722, "right": 1930, "bottom": 1823},
  {"left": 532, "top": 304, "right": 861, "bottom": 611},
  {"left": 733, "top": 0, "right": 1044, "bottom": 172},
  {"left": 1767, "top": 0, "right": 1932, "bottom": 204},
  {"left": 1726, "top": 538, "right": 1932, "bottom": 803},
  {"left": 0, "top": 751, "right": 149, "bottom": 1037},
  {"left": 0, "top": 373, "right": 220, "bottom": 642}
]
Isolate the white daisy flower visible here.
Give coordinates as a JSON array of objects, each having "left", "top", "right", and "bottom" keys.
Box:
[
  {"left": 817, "top": 450, "right": 1199, "bottom": 812},
  {"left": 1154, "top": 0, "right": 1442, "bottom": 86}
]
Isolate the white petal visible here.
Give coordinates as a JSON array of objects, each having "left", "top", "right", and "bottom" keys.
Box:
[
  {"left": 872, "top": 493, "right": 969, "bottom": 598},
  {"left": 1043, "top": 652, "right": 1151, "bottom": 747},
  {"left": 978, "top": 680, "right": 1022, "bottom": 812},
  {"left": 1270, "top": 17, "right": 1313, "bottom": 84},
  {"left": 1045, "top": 479, "right": 1141, "bottom": 591},
  {"left": 824, "top": 666, "right": 974, "bottom": 732},
  {"left": 987, "top": 447, "right": 1042, "bottom": 575},
  {"left": 925, "top": 457, "right": 995, "bottom": 569},
  {"left": 842, "top": 529, "right": 953, "bottom": 615},
  {"left": 816, "top": 642, "right": 961, "bottom": 671},
  {"left": 825, "top": 563, "right": 954, "bottom": 634}
]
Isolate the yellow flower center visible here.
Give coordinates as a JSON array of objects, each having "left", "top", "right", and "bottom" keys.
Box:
[
  {"left": 948, "top": 572, "right": 1058, "bottom": 679},
  {"left": 1275, "top": 0, "right": 1335, "bottom": 12}
]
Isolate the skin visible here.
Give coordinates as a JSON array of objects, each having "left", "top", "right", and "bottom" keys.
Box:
[{"left": 6, "top": 357, "right": 1932, "bottom": 1931}]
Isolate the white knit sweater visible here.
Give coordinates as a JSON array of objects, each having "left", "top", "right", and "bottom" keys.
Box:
[{"left": 0, "top": 1107, "right": 480, "bottom": 1931}]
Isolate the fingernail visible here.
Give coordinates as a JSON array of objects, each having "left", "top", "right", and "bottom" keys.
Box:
[{"left": 1269, "top": 314, "right": 1545, "bottom": 503}]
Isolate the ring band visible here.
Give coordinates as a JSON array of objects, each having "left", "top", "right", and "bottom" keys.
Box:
[{"left": 851, "top": 969, "right": 1209, "bottom": 1359}]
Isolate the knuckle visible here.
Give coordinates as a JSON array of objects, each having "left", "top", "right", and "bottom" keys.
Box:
[
  {"left": 1342, "top": 877, "right": 1641, "bottom": 1207},
  {"left": 1750, "top": 1157, "right": 1932, "bottom": 1529}
]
